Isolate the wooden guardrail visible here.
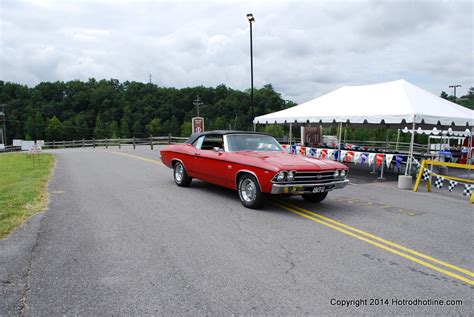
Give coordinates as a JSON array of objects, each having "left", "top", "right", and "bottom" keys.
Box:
[
  {"left": 42, "top": 135, "right": 188, "bottom": 150},
  {"left": 413, "top": 159, "right": 474, "bottom": 203}
]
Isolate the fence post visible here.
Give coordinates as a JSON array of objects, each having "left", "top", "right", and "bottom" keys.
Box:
[
  {"left": 150, "top": 135, "right": 153, "bottom": 150},
  {"left": 73, "top": 139, "right": 75, "bottom": 148},
  {"left": 118, "top": 137, "right": 121, "bottom": 149},
  {"left": 82, "top": 139, "right": 85, "bottom": 148},
  {"left": 63, "top": 140, "right": 65, "bottom": 148},
  {"left": 133, "top": 137, "right": 136, "bottom": 150},
  {"left": 105, "top": 138, "right": 108, "bottom": 149},
  {"left": 168, "top": 134, "right": 171, "bottom": 144},
  {"left": 93, "top": 138, "right": 96, "bottom": 149},
  {"left": 53, "top": 140, "right": 56, "bottom": 149}
]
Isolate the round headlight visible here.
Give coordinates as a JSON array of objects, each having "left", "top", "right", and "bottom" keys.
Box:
[
  {"left": 287, "top": 171, "right": 295, "bottom": 181},
  {"left": 333, "top": 170, "right": 340, "bottom": 178},
  {"left": 340, "top": 170, "right": 346, "bottom": 178},
  {"left": 276, "top": 172, "right": 286, "bottom": 182}
]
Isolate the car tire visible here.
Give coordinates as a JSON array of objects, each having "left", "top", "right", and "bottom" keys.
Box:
[
  {"left": 174, "top": 162, "right": 192, "bottom": 187},
  {"left": 301, "top": 192, "right": 328, "bottom": 203},
  {"left": 238, "top": 174, "right": 264, "bottom": 209}
]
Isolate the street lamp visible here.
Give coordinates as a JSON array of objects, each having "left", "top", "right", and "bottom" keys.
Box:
[
  {"left": 247, "top": 13, "right": 255, "bottom": 127},
  {"left": 449, "top": 84, "right": 461, "bottom": 102}
]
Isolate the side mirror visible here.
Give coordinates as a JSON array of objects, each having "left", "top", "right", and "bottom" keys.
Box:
[{"left": 213, "top": 147, "right": 224, "bottom": 152}]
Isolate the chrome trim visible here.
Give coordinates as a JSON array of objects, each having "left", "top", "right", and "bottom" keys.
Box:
[
  {"left": 235, "top": 169, "right": 262, "bottom": 191},
  {"left": 271, "top": 179, "right": 349, "bottom": 194},
  {"left": 171, "top": 158, "right": 187, "bottom": 171}
]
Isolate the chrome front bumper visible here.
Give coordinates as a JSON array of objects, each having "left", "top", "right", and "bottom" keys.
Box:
[{"left": 270, "top": 179, "right": 350, "bottom": 195}]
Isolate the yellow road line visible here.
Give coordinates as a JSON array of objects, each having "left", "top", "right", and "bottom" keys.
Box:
[
  {"left": 105, "top": 151, "right": 473, "bottom": 284},
  {"left": 273, "top": 201, "right": 474, "bottom": 285},
  {"left": 275, "top": 199, "right": 474, "bottom": 278},
  {"left": 108, "top": 151, "right": 166, "bottom": 167}
]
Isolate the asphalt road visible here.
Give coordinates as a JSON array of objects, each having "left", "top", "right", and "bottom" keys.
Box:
[{"left": 1, "top": 147, "right": 472, "bottom": 315}]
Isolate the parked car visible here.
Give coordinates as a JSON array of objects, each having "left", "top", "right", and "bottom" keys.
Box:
[{"left": 160, "top": 131, "right": 349, "bottom": 209}]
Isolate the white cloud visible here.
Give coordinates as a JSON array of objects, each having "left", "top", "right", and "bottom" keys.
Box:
[{"left": 0, "top": 0, "right": 472, "bottom": 103}]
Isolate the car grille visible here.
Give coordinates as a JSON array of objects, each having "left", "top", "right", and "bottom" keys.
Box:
[{"left": 291, "top": 171, "right": 337, "bottom": 184}]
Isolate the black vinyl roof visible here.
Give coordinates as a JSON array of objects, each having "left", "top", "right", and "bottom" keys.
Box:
[{"left": 185, "top": 130, "right": 271, "bottom": 144}]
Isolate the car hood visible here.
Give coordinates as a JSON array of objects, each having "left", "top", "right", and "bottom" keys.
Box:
[{"left": 228, "top": 151, "right": 347, "bottom": 171}]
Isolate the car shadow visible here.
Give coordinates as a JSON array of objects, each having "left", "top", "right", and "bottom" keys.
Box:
[{"left": 185, "top": 179, "right": 347, "bottom": 217}]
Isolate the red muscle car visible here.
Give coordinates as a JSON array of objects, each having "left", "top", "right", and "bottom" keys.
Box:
[{"left": 160, "top": 131, "right": 349, "bottom": 209}]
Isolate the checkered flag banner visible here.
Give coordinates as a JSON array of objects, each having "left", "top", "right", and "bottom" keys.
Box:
[
  {"left": 463, "top": 184, "right": 472, "bottom": 197},
  {"left": 434, "top": 176, "right": 444, "bottom": 189},
  {"left": 448, "top": 180, "right": 458, "bottom": 192},
  {"left": 422, "top": 168, "right": 431, "bottom": 181}
]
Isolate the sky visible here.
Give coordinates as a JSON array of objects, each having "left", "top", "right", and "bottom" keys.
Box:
[{"left": 0, "top": 0, "right": 472, "bottom": 103}]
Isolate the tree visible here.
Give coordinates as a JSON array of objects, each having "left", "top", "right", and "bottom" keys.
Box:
[
  {"left": 145, "top": 118, "right": 162, "bottom": 136},
  {"left": 264, "top": 124, "right": 285, "bottom": 138},
  {"left": 132, "top": 120, "right": 143, "bottom": 137},
  {"left": 180, "top": 121, "right": 192, "bottom": 137},
  {"left": 161, "top": 116, "right": 179, "bottom": 135},
  {"left": 108, "top": 121, "right": 119, "bottom": 138},
  {"left": 120, "top": 118, "right": 130, "bottom": 138},
  {"left": 93, "top": 114, "right": 106, "bottom": 139},
  {"left": 45, "top": 116, "right": 64, "bottom": 141}
]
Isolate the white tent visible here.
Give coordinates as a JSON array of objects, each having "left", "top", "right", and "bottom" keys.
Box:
[
  {"left": 254, "top": 79, "right": 473, "bottom": 177},
  {"left": 254, "top": 79, "right": 473, "bottom": 127}
]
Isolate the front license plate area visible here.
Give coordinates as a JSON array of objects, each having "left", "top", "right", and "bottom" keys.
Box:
[{"left": 312, "top": 186, "right": 325, "bottom": 193}]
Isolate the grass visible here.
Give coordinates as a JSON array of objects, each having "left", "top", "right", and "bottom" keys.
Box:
[{"left": 0, "top": 153, "right": 55, "bottom": 239}]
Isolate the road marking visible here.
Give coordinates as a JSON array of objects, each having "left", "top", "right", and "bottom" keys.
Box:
[
  {"left": 105, "top": 152, "right": 473, "bottom": 284},
  {"left": 109, "top": 151, "right": 166, "bottom": 167},
  {"left": 273, "top": 200, "right": 474, "bottom": 285}
]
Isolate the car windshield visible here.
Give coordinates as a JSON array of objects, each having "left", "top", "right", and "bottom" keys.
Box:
[{"left": 226, "top": 134, "right": 283, "bottom": 152}]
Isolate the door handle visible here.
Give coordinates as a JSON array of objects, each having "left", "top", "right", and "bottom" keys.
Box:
[{"left": 195, "top": 152, "right": 200, "bottom": 156}]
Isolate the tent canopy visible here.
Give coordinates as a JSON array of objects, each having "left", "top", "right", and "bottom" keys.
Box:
[{"left": 254, "top": 79, "right": 473, "bottom": 127}]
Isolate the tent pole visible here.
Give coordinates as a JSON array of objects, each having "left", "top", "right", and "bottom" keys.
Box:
[
  {"left": 338, "top": 122, "right": 342, "bottom": 162},
  {"left": 396, "top": 128, "right": 400, "bottom": 151},
  {"left": 468, "top": 127, "right": 473, "bottom": 176},
  {"left": 343, "top": 124, "right": 347, "bottom": 144},
  {"left": 405, "top": 118, "right": 416, "bottom": 176},
  {"left": 253, "top": 123, "right": 256, "bottom": 132},
  {"left": 289, "top": 123, "right": 292, "bottom": 145}
]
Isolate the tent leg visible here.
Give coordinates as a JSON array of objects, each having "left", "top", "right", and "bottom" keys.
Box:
[
  {"left": 337, "top": 122, "right": 342, "bottom": 162},
  {"left": 289, "top": 123, "right": 292, "bottom": 145},
  {"left": 396, "top": 129, "right": 400, "bottom": 151},
  {"left": 405, "top": 119, "right": 416, "bottom": 176},
  {"left": 370, "top": 161, "right": 377, "bottom": 174},
  {"left": 378, "top": 158, "right": 386, "bottom": 180}
]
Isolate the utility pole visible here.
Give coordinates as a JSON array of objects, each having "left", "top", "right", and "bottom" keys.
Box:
[
  {"left": 449, "top": 84, "right": 461, "bottom": 102},
  {"left": 193, "top": 96, "right": 203, "bottom": 117},
  {"left": 0, "top": 104, "right": 6, "bottom": 146},
  {"left": 149, "top": 74, "right": 152, "bottom": 84}
]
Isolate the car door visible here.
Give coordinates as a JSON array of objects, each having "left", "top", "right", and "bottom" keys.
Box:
[{"left": 191, "top": 134, "right": 228, "bottom": 185}]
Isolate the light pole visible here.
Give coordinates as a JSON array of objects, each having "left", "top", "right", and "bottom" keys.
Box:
[
  {"left": 247, "top": 13, "right": 255, "bottom": 127},
  {"left": 0, "top": 104, "right": 6, "bottom": 145},
  {"left": 449, "top": 84, "right": 461, "bottom": 102}
]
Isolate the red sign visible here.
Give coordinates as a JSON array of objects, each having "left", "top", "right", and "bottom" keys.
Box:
[
  {"left": 303, "top": 125, "right": 321, "bottom": 145},
  {"left": 192, "top": 117, "right": 205, "bottom": 133}
]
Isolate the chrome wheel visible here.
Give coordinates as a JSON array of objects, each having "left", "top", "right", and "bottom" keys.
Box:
[
  {"left": 173, "top": 162, "right": 192, "bottom": 187},
  {"left": 175, "top": 163, "right": 184, "bottom": 183},
  {"left": 238, "top": 174, "right": 263, "bottom": 209},
  {"left": 240, "top": 178, "right": 257, "bottom": 203}
]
